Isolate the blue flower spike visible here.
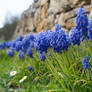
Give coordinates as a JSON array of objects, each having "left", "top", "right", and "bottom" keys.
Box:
[
  {"left": 82, "top": 56, "right": 90, "bottom": 70},
  {"left": 28, "top": 66, "right": 34, "bottom": 71}
]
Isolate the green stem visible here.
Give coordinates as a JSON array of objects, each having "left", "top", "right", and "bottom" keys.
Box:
[{"left": 46, "top": 57, "right": 70, "bottom": 91}]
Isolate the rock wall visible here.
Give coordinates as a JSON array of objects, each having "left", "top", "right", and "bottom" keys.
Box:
[{"left": 14, "top": 0, "right": 91, "bottom": 37}]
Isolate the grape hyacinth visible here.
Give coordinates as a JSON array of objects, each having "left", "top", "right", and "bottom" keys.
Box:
[
  {"left": 15, "top": 35, "right": 23, "bottom": 41},
  {"left": 76, "top": 8, "right": 89, "bottom": 39},
  {"left": 18, "top": 51, "right": 24, "bottom": 60},
  {"left": 10, "top": 40, "right": 16, "bottom": 49},
  {"left": 86, "top": 55, "right": 90, "bottom": 61},
  {"left": 22, "top": 35, "right": 30, "bottom": 50},
  {"left": 28, "top": 66, "right": 34, "bottom": 71},
  {"left": 15, "top": 41, "right": 23, "bottom": 52},
  {"left": 0, "top": 8, "right": 92, "bottom": 62},
  {"left": 7, "top": 49, "right": 14, "bottom": 57},
  {"left": 0, "top": 42, "right": 7, "bottom": 50},
  {"left": 27, "top": 47, "right": 33, "bottom": 58},
  {"left": 0, "top": 7, "right": 92, "bottom": 92},
  {"left": 82, "top": 56, "right": 90, "bottom": 70},
  {"left": 50, "top": 24, "right": 71, "bottom": 53},
  {"left": 55, "top": 24, "right": 61, "bottom": 32},
  {"left": 70, "top": 27, "right": 83, "bottom": 45},
  {"left": 39, "top": 52, "right": 46, "bottom": 61},
  {"left": 28, "top": 33, "right": 35, "bottom": 41},
  {"left": 34, "top": 32, "right": 49, "bottom": 54}
]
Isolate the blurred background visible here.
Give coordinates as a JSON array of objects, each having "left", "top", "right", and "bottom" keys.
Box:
[
  {"left": 0, "top": 0, "right": 33, "bottom": 41},
  {"left": 0, "top": 0, "right": 92, "bottom": 41}
]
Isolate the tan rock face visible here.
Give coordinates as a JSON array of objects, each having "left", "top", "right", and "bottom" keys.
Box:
[
  {"left": 14, "top": 0, "right": 91, "bottom": 37},
  {"left": 58, "top": 9, "right": 77, "bottom": 30},
  {"left": 48, "top": 0, "right": 63, "bottom": 14}
]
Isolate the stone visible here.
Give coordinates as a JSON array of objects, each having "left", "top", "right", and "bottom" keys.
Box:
[
  {"left": 58, "top": 8, "right": 77, "bottom": 28},
  {"left": 40, "top": 2, "right": 48, "bottom": 19},
  {"left": 83, "top": 5, "right": 91, "bottom": 13},
  {"left": 89, "top": 0, "right": 92, "bottom": 19},
  {"left": 34, "top": 8, "right": 41, "bottom": 27},
  {"left": 89, "top": 11, "right": 92, "bottom": 19},
  {"left": 46, "top": 14, "right": 55, "bottom": 30},
  {"left": 14, "top": 0, "right": 91, "bottom": 38},
  {"left": 40, "top": 0, "right": 48, "bottom": 6},
  {"left": 61, "top": 0, "right": 73, "bottom": 12},
  {"left": 37, "top": 19, "right": 47, "bottom": 32},
  {"left": 66, "top": 18, "right": 75, "bottom": 30},
  {"left": 69, "top": 0, "right": 79, "bottom": 5},
  {"left": 48, "top": 0, "right": 63, "bottom": 14}
]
